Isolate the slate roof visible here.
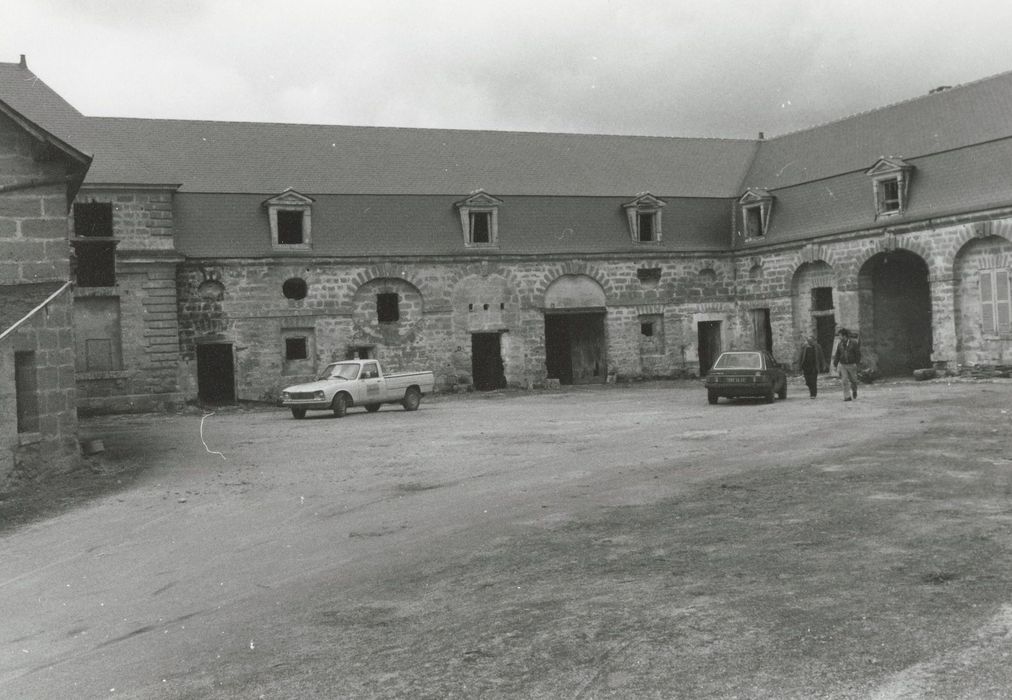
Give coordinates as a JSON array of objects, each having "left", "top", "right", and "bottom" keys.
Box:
[
  {"left": 70, "top": 117, "right": 757, "bottom": 197},
  {"left": 4, "top": 58, "right": 1012, "bottom": 245},
  {"left": 741, "top": 70, "right": 1012, "bottom": 190},
  {"left": 0, "top": 61, "right": 84, "bottom": 148},
  {"left": 0, "top": 282, "right": 67, "bottom": 339},
  {"left": 0, "top": 60, "right": 758, "bottom": 198}
]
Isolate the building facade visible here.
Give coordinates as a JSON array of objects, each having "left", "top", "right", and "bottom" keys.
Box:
[
  {"left": 0, "top": 59, "right": 89, "bottom": 488},
  {"left": 2, "top": 58, "right": 1011, "bottom": 416}
]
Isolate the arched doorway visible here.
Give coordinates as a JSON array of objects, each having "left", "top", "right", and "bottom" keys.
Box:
[
  {"left": 791, "top": 261, "right": 837, "bottom": 361},
  {"left": 543, "top": 275, "right": 607, "bottom": 385},
  {"left": 858, "top": 250, "right": 932, "bottom": 375}
]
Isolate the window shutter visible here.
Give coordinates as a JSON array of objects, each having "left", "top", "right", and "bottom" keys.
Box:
[
  {"left": 980, "top": 270, "right": 996, "bottom": 333},
  {"left": 996, "top": 269, "right": 1011, "bottom": 333}
]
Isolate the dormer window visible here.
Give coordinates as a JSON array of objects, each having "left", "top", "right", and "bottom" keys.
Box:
[
  {"left": 866, "top": 157, "right": 913, "bottom": 218},
  {"left": 263, "top": 188, "right": 314, "bottom": 250},
  {"left": 455, "top": 190, "right": 502, "bottom": 248},
  {"left": 738, "top": 188, "right": 774, "bottom": 239},
  {"left": 623, "top": 193, "right": 665, "bottom": 243}
]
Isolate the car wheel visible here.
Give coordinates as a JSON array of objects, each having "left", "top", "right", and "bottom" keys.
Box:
[
  {"left": 402, "top": 387, "right": 421, "bottom": 411},
  {"left": 707, "top": 391, "right": 719, "bottom": 405},
  {"left": 332, "top": 393, "right": 348, "bottom": 418},
  {"left": 365, "top": 404, "right": 381, "bottom": 413},
  {"left": 290, "top": 407, "right": 306, "bottom": 419},
  {"left": 777, "top": 381, "right": 787, "bottom": 400}
]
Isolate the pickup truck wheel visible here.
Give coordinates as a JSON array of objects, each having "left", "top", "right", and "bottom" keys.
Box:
[
  {"left": 332, "top": 393, "right": 348, "bottom": 418},
  {"left": 777, "top": 381, "right": 787, "bottom": 400},
  {"left": 365, "top": 404, "right": 381, "bottom": 413},
  {"left": 707, "top": 391, "right": 719, "bottom": 405},
  {"left": 290, "top": 407, "right": 306, "bottom": 419},
  {"left": 402, "top": 387, "right": 421, "bottom": 412}
]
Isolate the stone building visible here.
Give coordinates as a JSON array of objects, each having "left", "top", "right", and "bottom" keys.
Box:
[
  {"left": 1, "top": 57, "right": 1010, "bottom": 414},
  {"left": 0, "top": 57, "right": 90, "bottom": 488}
]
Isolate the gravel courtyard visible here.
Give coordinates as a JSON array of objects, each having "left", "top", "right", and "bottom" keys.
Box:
[{"left": 2, "top": 377, "right": 1011, "bottom": 699}]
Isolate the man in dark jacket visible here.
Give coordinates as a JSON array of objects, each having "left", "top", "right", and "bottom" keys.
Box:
[
  {"left": 795, "top": 335, "right": 828, "bottom": 398},
  {"left": 832, "top": 328, "right": 861, "bottom": 401}
]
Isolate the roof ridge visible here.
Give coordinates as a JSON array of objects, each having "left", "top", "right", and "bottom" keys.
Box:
[
  {"left": 765, "top": 67, "right": 1012, "bottom": 141},
  {"left": 82, "top": 114, "right": 755, "bottom": 143}
]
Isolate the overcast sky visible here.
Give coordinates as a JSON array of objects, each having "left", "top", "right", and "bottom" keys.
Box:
[{"left": 5, "top": 0, "right": 1012, "bottom": 139}]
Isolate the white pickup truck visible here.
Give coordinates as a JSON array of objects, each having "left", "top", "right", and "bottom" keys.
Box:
[{"left": 280, "top": 359, "right": 435, "bottom": 419}]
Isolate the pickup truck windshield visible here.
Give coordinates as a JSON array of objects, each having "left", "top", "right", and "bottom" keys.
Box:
[{"left": 317, "top": 363, "right": 361, "bottom": 381}]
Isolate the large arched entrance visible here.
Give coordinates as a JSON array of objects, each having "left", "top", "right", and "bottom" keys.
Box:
[
  {"left": 858, "top": 250, "right": 932, "bottom": 375},
  {"left": 543, "top": 275, "right": 607, "bottom": 385}
]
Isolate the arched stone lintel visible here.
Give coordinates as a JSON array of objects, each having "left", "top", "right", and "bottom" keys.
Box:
[{"left": 533, "top": 262, "right": 614, "bottom": 306}]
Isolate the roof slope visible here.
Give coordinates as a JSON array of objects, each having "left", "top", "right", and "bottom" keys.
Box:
[
  {"left": 76, "top": 117, "right": 758, "bottom": 197},
  {"left": 742, "top": 70, "right": 1012, "bottom": 190},
  {"left": 0, "top": 61, "right": 84, "bottom": 147}
]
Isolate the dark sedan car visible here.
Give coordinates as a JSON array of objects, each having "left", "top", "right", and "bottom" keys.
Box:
[{"left": 704, "top": 350, "right": 788, "bottom": 404}]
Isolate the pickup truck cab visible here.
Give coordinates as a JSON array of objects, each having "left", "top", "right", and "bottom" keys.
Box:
[{"left": 281, "top": 360, "right": 435, "bottom": 419}]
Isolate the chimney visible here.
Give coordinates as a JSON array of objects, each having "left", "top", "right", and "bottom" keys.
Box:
[
  {"left": 928, "top": 85, "right": 951, "bottom": 95},
  {"left": 19, "top": 54, "right": 27, "bottom": 68}
]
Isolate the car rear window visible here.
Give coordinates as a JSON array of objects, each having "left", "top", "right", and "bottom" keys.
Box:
[{"left": 712, "top": 353, "right": 761, "bottom": 370}]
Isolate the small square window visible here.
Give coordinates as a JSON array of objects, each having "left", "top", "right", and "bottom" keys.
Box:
[
  {"left": 812, "top": 287, "right": 834, "bottom": 311},
  {"left": 641, "top": 322, "right": 654, "bottom": 337},
  {"left": 73, "top": 240, "right": 117, "bottom": 287},
  {"left": 377, "top": 292, "right": 399, "bottom": 323},
  {"left": 637, "top": 268, "right": 662, "bottom": 285},
  {"left": 277, "top": 210, "right": 304, "bottom": 245},
  {"left": 74, "top": 202, "right": 113, "bottom": 237},
  {"left": 469, "top": 212, "right": 491, "bottom": 244},
  {"left": 285, "top": 337, "right": 308, "bottom": 360}
]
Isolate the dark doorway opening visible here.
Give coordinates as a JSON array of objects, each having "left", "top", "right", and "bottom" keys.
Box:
[
  {"left": 751, "top": 308, "right": 773, "bottom": 353},
  {"left": 697, "top": 321, "right": 722, "bottom": 375},
  {"left": 544, "top": 311, "right": 606, "bottom": 385},
  {"left": 859, "top": 251, "right": 932, "bottom": 375},
  {"left": 815, "top": 315, "right": 837, "bottom": 361},
  {"left": 196, "top": 343, "right": 236, "bottom": 404},
  {"left": 471, "top": 333, "right": 506, "bottom": 391}
]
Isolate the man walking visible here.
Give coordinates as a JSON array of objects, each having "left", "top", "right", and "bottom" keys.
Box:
[
  {"left": 832, "top": 328, "right": 861, "bottom": 401},
  {"left": 795, "top": 335, "right": 828, "bottom": 398}
]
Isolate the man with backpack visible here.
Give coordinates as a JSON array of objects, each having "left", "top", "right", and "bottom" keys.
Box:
[{"left": 832, "top": 327, "right": 861, "bottom": 401}]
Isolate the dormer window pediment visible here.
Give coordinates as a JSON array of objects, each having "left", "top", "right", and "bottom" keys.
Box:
[
  {"left": 738, "top": 188, "right": 774, "bottom": 239},
  {"left": 455, "top": 190, "right": 503, "bottom": 248},
  {"left": 263, "top": 188, "right": 314, "bottom": 249},
  {"left": 866, "top": 157, "right": 913, "bottom": 217},
  {"left": 623, "top": 193, "right": 665, "bottom": 243},
  {"left": 262, "top": 188, "right": 315, "bottom": 208}
]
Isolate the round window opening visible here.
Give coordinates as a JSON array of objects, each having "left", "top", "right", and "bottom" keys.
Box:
[{"left": 282, "top": 277, "right": 308, "bottom": 300}]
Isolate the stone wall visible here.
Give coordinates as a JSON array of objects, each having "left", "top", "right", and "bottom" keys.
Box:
[
  {"left": 0, "top": 113, "right": 72, "bottom": 284},
  {"left": 0, "top": 294, "right": 79, "bottom": 489},
  {"left": 71, "top": 188, "right": 184, "bottom": 414},
  {"left": 0, "top": 111, "right": 81, "bottom": 488}
]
